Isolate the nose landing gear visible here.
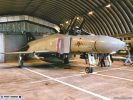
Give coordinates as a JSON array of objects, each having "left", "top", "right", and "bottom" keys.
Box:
[
  {"left": 18, "top": 54, "right": 24, "bottom": 68},
  {"left": 84, "top": 53, "right": 95, "bottom": 73},
  {"left": 63, "top": 54, "right": 69, "bottom": 64}
]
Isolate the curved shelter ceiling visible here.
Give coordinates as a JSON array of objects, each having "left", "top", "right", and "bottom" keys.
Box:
[{"left": 0, "top": 0, "right": 132, "bottom": 35}]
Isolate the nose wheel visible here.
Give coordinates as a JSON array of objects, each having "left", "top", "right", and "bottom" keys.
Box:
[{"left": 85, "top": 67, "right": 93, "bottom": 73}]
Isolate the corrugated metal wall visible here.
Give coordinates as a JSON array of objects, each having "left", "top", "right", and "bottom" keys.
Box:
[{"left": 0, "top": 21, "right": 56, "bottom": 33}]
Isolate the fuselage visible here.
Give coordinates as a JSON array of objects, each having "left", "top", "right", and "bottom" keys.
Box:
[{"left": 27, "top": 34, "right": 126, "bottom": 54}]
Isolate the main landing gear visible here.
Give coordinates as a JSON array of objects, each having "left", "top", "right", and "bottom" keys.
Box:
[
  {"left": 63, "top": 54, "right": 69, "bottom": 64},
  {"left": 18, "top": 54, "right": 24, "bottom": 68}
]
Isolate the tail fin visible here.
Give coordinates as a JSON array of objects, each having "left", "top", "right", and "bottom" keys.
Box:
[{"left": 25, "top": 32, "right": 35, "bottom": 42}]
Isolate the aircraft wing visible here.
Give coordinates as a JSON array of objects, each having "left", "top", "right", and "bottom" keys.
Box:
[{"left": 0, "top": 50, "right": 50, "bottom": 55}]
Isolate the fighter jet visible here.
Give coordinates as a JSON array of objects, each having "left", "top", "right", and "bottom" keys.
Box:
[
  {"left": 1, "top": 33, "right": 126, "bottom": 73},
  {"left": 0, "top": 16, "right": 126, "bottom": 73}
]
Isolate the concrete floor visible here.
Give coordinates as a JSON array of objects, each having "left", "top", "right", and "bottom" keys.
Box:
[{"left": 0, "top": 59, "right": 133, "bottom": 100}]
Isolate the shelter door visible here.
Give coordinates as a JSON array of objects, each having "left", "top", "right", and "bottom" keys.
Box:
[{"left": 0, "top": 33, "right": 4, "bottom": 62}]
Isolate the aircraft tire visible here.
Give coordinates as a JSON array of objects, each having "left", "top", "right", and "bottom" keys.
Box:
[
  {"left": 18, "top": 59, "right": 23, "bottom": 68},
  {"left": 18, "top": 55, "right": 24, "bottom": 68},
  {"left": 131, "top": 63, "right": 133, "bottom": 67},
  {"left": 85, "top": 67, "right": 93, "bottom": 73},
  {"left": 64, "top": 57, "right": 69, "bottom": 64}
]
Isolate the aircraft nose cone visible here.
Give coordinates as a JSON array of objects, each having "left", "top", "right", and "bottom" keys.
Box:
[
  {"left": 117, "top": 40, "right": 126, "bottom": 50},
  {"left": 95, "top": 36, "right": 126, "bottom": 53}
]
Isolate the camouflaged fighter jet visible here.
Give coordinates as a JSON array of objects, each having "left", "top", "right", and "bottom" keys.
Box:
[
  {"left": 1, "top": 33, "right": 126, "bottom": 73},
  {"left": 0, "top": 16, "right": 126, "bottom": 73}
]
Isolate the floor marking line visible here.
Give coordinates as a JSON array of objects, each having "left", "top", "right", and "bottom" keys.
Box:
[
  {"left": 56, "top": 73, "right": 84, "bottom": 79},
  {"left": 118, "top": 68, "right": 133, "bottom": 72},
  {"left": 30, "top": 73, "right": 85, "bottom": 84},
  {"left": 25, "top": 68, "right": 111, "bottom": 100},
  {"left": 93, "top": 73, "right": 133, "bottom": 82},
  {"left": 95, "top": 67, "right": 127, "bottom": 73}
]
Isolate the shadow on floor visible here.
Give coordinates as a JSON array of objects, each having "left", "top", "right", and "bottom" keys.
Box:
[{"left": 25, "top": 63, "right": 74, "bottom": 70}]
